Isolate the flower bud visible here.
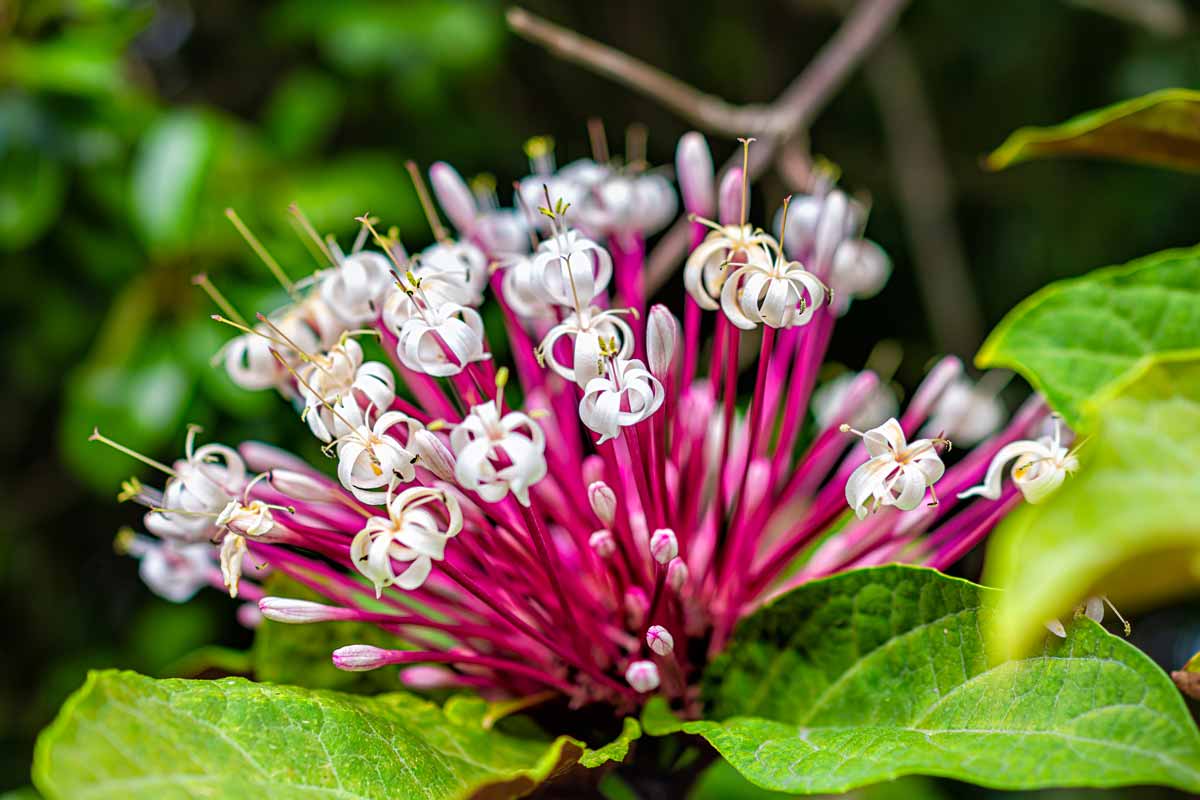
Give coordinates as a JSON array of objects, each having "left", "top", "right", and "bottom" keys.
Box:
[
  {"left": 650, "top": 528, "right": 678, "bottom": 565},
  {"left": 589, "top": 529, "right": 616, "bottom": 558},
  {"left": 429, "top": 161, "right": 477, "bottom": 234},
  {"left": 646, "top": 625, "right": 674, "bottom": 656},
  {"left": 399, "top": 665, "right": 461, "bottom": 690},
  {"left": 411, "top": 429, "right": 456, "bottom": 481},
  {"left": 582, "top": 455, "right": 606, "bottom": 487},
  {"left": 667, "top": 557, "right": 689, "bottom": 592},
  {"left": 588, "top": 481, "right": 617, "bottom": 526},
  {"left": 332, "top": 644, "right": 398, "bottom": 671},
  {"left": 625, "top": 660, "right": 661, "bottom": 693},
  {"left": 269, "top": 469, "right": 332, "bottom": 502},
  {"left": 259, "top": 597, "right": 355, "bottom": 624},
  {"left": 717, "top": 167, "right": 744, "bottom": 225},
  {"left": 646, "top": 304, "right": 679, "bottom": 378},
  {"left": 237, "top": 602, "right": 262, "bottom": 629},
  {"left": 676, "top": 132, "right": 715, "bottom": 218},
  {"left": 624, "top": 588, "right": 648, "bottom": 628}
]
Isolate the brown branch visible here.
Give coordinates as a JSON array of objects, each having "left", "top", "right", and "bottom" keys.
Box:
[{"left": 862, "top": 32, "right": 984, "bottom": 353}]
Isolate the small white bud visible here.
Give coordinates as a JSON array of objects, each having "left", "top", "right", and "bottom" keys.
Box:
[
  {"left": 429, "top": 162, "right": 477, "bottom": 234},
  {"left": 717, "top": 167, "right": 744, "bottom": 224},
  {"left": 411, "top": 429, "right": 456, "bottom": 481},
  {"left": 625, "top": 660, "right": 661, "bottom": 693},
  {"left": 399, "top": 665, "right": 461, "bottom": 689},
  {"left": 646, "top": 304, "right": 680, "bottom": 378},
  {"left": 332, "top": 644, "right": 396, "bottom": 671},
  {"left": 675, "top": 131, "right": 715, "bottom": 218},
  {"left": 582, "top": 455, "right": 606, "bottom": 487},
  {"left": 650, "top": 528, "right": 678, "bottom": 565},
  {"left": 1044, "top": 619, "right": 1067, "bottom": 638},
  {"left": 624, "top": 588, "right": 648, "bottom": 628},
  {"left": 589, "top": 529, "right": 616, "bottom": 558},
  {"left": 667, "top": 557, "right": 689, "bottom": 592},
  {"left": 646, "top": 625, "right": 674, "bottom": 656},
  {"left": 588, "top": 481, "right": 617, "bottom": 526},
  {"left": 269, "top": 469, "right": 332, "bottom": 502},
  {"left": 259, "top": 597, "right": 354, "bottom": 624}
]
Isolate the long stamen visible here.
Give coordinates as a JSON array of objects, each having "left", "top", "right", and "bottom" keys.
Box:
[
  {"left": 587, "top": 117, "right": 609, "bottom": 164},
  {"left": 270, "top": 351, "right": 361, "bottom": 435},
  {"left": 192, "top": 274, "right": 248, "bottom": 328},
  {"left": 89, "top": 429, "right": 178, "bottom": 477},
  {"left": 254, "top": 312, "right": 333, "bottom": 376},
  {"left": 406, "top": 161, "right": 449, "bottom": 243},
  {"left": 225, "top": 209, "right": 299, "bottom": 300},
  {"left": 737, "top": 137, "right": 756, "bottom": 227},
  {"left": 625, "top": 122, "right": 647, "bottom": 171},
  {"left": 287, "top": 203, "right": 336, "bottom": 267}
]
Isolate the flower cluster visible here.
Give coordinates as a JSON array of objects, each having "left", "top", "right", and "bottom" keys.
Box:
[{"left": 97, "top": 131, "right": 1079, "bottom": 710}]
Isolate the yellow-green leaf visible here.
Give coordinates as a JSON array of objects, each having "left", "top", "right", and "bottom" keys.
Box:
[
  {"left": 983, "top": 353, "right": 1200, "bottom": 659},
  {"left": 986, "top": 88, "right": 1200, "bottom": 172}
]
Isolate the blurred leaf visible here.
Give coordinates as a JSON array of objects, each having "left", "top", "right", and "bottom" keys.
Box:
[
  {"left": 33, "top": 671, "right": 587, "bottom": 800},
  {"left": 689, "top": 762, "right": 945, "bottom": 800},
  {"left": 987, "top": 88, "right": 1200, "bottom": 172},
  {"left": 269, "top": 151, "right": 421, "bottom": 236},
  {"left": 644, "top": 566, "right": 1200, "bottom": 794},
  {"left": 262, "top": 70, "right": 344, "bottom": 158},
  {"left": 0, "top": 787, "right": 42, "bottom": 800},
  {"left": 0, "top": 34, "right": 132, "bottom": 97},
  {"left": 984, "top": 353, "right": 1200, "bottom": 658},
  {"left": 128, "top": 602, "right": 220, "bottom": 675},
  {"left": 130, "top": 110, "right": 218, "bottom": 253},
  {"left": 0, "top": 101, "right": 68, "bottom": 250},
  {"left": 977, "top": 244, "right": 1200, "bottom": 427}
]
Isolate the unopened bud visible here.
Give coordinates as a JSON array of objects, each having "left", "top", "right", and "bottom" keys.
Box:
[
  {"left": 411, "top": 429, "right": 456, "bottom": 481},
  {"left": 717, "top": 168, "right": 744, "bottom": 226},
  {"left": 646, "top": 625, "right": 674, "bottom": 656},
  {"left": 589, "top": 529, "right": 616, "bottom": 558},
  {"left": 1044, "top": 619, "right": 1067, "bottom": 639},
  {"left": 429, "top": 162, "right": 477, "bottom": 234},
  {"left": 588, "top": 481, "right": 617, "bottom": 526},
  {"left": 582, "top": 455, "right": 606, "bottom": 486},
  {"left": 646, "top": 304, "right": 679, "bottom": 378},
  {"left": 269, "top": 469, "right": 332, "bottom": 502},
  {"left": 667, "top": 557, "right": 689, "bottom": 592},
  {"left": 259, "top": 597, "right": 355, "bottom": 624},
  {"left": 624, "top": 588, "right": 648, "bottom": 628},
  {"left": 332, "top": 644, "right": 398, "bottom": 671},
  {"left": 237, "top": 602, "right": 263, "bottom": 629},
  {"left": 676, "top": 131, "right": 715, "bottom": 218},
  {"left": 650, "top": 528, "right": 678, "bottom": 565},
  {"left": 400, "top": 665, "right": 461, "bottom": 689},
  {"left": 831, "top": 238, "right": 891, "bottom": 302},
  {"left": 625, "top": 660, "right": 661, "bottom": 693}
]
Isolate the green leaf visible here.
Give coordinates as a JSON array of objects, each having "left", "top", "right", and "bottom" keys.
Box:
[
  {"left": 976, "top": 244, "right": 1200, "bottom": 426},
  {"left": 33, "top": 670, "right": 584, "bottom": 800},
  {"left": 643, "top": 566, "right": 1200, "bottom": 794},
  {"left": 130, "top": 110, "right": 218, "bottom": 252},
  {"left": 983, "top": 354, "right": 1200, "bottom": 658},
  {"left": 986, "top": 88, "right": 1200, "bottom": 172}
]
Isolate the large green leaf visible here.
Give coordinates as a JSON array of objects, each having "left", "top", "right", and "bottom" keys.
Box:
[
  {"left": 33, "top": 670, "right": 587, "bottom": 800},
  {"left": 976, "top": 244, "right": 1200, "bottom": 426},
  {"left": 983, "top": 354, "right": 1200, "bottom": 658},
  {"left": 985, "top": 88, "right": 1200, "bottom": 172},
  {"left": 643, "top": 566, "right": 1200, "bottom": 794}
]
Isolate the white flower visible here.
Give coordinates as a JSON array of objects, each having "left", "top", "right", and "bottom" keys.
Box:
[
  {"left": 531, "top": 229, "right": 613, "bottom": 308},
  {"left": 320, "top": 251, "right": 394, "bottom": 325},
  {"left": 224, "top": 297, "right": 340, "bottom": 392},
  {"left": 350, "top": 486, "right": 463, "bottom": 595},
  {"left": 395, "top": 302, "right": 488, "bottom": 377},
  {"left": 957, "top": 418, "right": 1079, "bottom": 505},
  {"left": 333, "top": 410, "right": 422, "bottom": 505},
  {"left": 416, "top": 241, "right": 489, "bottom": 307},
  {"left": 451, "top": 402, "right": 546, "bottom": 506},
  {"left": 575, "top": 173, "right": 677, "bottom": 237},
  {"left": 498, "top": 253, "right": 554, "bottom": 321},
  {"left": 579, "top": 358, "right": 664, "bottom": 444},
  {"left": 719, "top": 241, "right": 831, "bottom": 330},
  {"left": 775, "top": 189, "right": 864, "bottom": 263},
  {"left": 119, "top": 532, "right": 213, "bottom": 603},
  {"left": 830, "top": 239, "right": 891, "bottom": 307},
  {"left": 683, "top": 223, "right": 776, "bottom": 310},
  {"left": 144, "top": 428, "right": 247, "bottom": 542},
  {"left": 297, "top": 338, "right": 396, "bottom": 443},
  {"left": 536, "top": 306, "right": 634, "bottom": 387},
  {"left": 219, "top": 533, "right": 249, "bottom": 598},
  {"left": 843, "top": 418, "right": 948, "bottom": 519},
  {"left": 215, "top": 499, "right": 276, "bottom": 539},
  {"left": 923, "top": 374, "right": 1006, "bottom": 448}
]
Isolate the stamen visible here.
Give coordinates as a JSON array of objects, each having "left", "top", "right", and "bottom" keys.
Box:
[
  {"left": 587, "top": 118, "right": 609, "bottom": 164},
  {"left": 1103, "top": 596, "right": 1132, "bottom": 637},
  {"left": 89, "top": 428, "right": 177, "bottom": 477},
  {"left": 776, "top": 194, "right": 794, "bottom": 255},
  {"left": 737, "top": 137, "right": 756, "bottom": 227},
  {"left": 354, "top": 214, "right": 408, "bottom": 279},
  {"left": 287, "top": 202, "right": 336, "bottom": 267},
  {"left": 405, "top": 160, "right": 449, "bottom": 243},
  {"left": 254, "top": 312, "right": 331, "bottom": 374},
  {"left": 510, "top": 180, "right": 542, "bottom": 250},
  {"left": 224, "top": 208, "right": 298, "bottom": 300},
  {"left": 210, "top": 314, "right": 297, "bottom": 354},
  {"left": 625, "top": 122, "right": 647, "bottom": 171},
  {"left": 269, "top": 350, "right": 361, "bottom": 435},
  {"left": 192, "top": 274, "right": 248, "bottom": 328},
  {"left": 117, "top": 477, "right": 144, "bottom": 503},
  {"left": 523, "top": 135, "right": 556, "bottom": 175},
  {"left": 352, "top": 215, "right": 377, "bottom": 253}
]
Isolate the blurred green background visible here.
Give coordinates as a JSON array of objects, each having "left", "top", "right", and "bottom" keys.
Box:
[{"left": 2, "top": 0, "right": 1200, "bottom": 795}]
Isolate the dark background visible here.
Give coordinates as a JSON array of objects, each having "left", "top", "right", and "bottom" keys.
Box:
[{"left": 3, "top": 0, "right": 1200, "bottom": 795}]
